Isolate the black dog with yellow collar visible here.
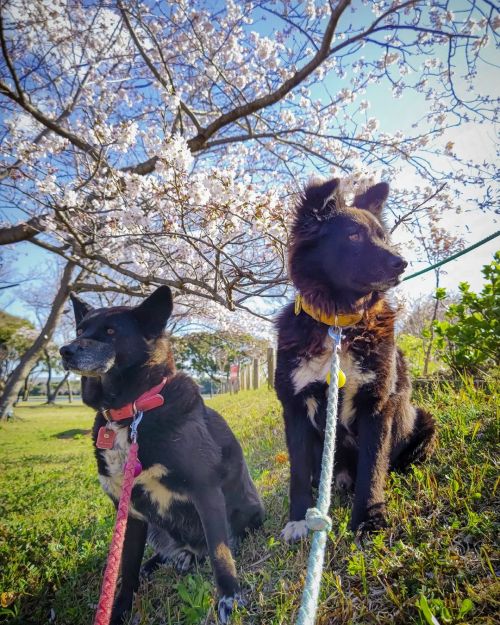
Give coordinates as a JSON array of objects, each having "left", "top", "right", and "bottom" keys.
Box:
[{"left": 275, "top": 178, "right": 436, "bottom": 542}]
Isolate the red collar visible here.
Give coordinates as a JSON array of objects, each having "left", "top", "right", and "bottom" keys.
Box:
[{"left": 101, "top": 376, "right": 171, "bottom": 422}]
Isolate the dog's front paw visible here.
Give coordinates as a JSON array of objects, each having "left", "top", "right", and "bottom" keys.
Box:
[
  {"left": 217, "top": 593, "right": 245, "bottom": 624},
  {"left": 172, "top": 549, "right": 195, "bottom": 573},
  {"left": 280, "top": 520, "right": 309, "bottom": 543},
  {"left": 110, "top": 593, "right": 132, "bottom": 625},
  {"left": 353, "top": 512, "right": 387, "bottom": 547}
]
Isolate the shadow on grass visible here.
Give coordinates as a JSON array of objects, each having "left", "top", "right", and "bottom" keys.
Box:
[{"left": 53, "top": 429, "right": 92, "bottom": 439}]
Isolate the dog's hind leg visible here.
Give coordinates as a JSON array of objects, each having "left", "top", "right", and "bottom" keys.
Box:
[
  {"left": 141, "top": 552, "right": 166, "bottom": 578},
  {"left": 144, "top": 525, "right": 202, "bottom": 576},
  {"left": 350, "top": 410, "right": 393, "bottom": 534},
  {"left": 225, "top": 463, "right": 265, "bottom": 543},
  {"left": 391, "top": 408, "right": 436, "bottom": 472}
]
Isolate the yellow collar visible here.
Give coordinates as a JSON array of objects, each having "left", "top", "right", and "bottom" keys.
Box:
[{"left": 294, "top": 294, "right": 363, "bottom": 327}]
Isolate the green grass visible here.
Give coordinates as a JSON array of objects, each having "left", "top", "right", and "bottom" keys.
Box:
[{"left": 0, "top": 380, "right": 498, "bottom": 625}]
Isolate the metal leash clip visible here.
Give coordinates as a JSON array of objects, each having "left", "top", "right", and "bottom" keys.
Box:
[
  {"left": 328, "top": 326, "right": 342, "bottom": 350},
  {"left": 130, "top": 410, "right": 143, "bottom": 443}
]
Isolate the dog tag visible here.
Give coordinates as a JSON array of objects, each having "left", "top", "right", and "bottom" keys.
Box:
[{"left": 96, "top": 426, "right": 116, "bottom": 449}]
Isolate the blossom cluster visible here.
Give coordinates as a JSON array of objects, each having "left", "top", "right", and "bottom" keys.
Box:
[{"left": 0, "top": 0, "right": 497, "bottom": 328}]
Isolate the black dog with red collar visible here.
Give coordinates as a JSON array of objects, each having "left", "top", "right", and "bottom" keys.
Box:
[{"left": 60, "top": 286, "right": 264, "bottom": 625}]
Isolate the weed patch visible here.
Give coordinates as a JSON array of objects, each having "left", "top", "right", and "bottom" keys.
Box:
[{"left": 0, "top": 382, "right": 498, "bottom": 624}]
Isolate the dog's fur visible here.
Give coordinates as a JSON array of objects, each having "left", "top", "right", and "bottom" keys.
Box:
[
  {"left": 275, "top": 179, "right": 436, "bottom": 541},
  {"left": 60, "top": 287, "right": 264, "bottom": 624}
]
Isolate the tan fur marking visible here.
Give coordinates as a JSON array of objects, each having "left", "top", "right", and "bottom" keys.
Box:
[
  {"left": 305, "top": 396, "right": 319, "bottom": 428},
  {"left": 395, "top": 401, "right": 416, "bottom": 439},
  {"left": 134, "top": 464, "right": 188, "bottom": 516},
  {"left": 215, "top": 543, "right": 236, "bottom": 577},
  {"left": 147, "top": 336, "right": 175, "bottom": 369},
  {"left": 99, "top": 426, "right": 187, "bottom": 519}
]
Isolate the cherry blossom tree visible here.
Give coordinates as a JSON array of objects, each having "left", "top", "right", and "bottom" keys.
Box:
[{"left": 0, "top": 0, "right": 497, "bottom": 322}]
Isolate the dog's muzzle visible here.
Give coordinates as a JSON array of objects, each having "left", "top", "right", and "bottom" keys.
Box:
[{"left": 59, "top": 339, "right": 115, "bottom": 376}]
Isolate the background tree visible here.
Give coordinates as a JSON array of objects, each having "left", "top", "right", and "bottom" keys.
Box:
[
  {"left": 410, "top": 214, "right": 465, "bottom": 375},
  {"left": 433, "top": 252, "right": 499, "bottom": 376},
  {"left": 0, "top": 0, "right": 497, "bottom": 320},
  {"left": 41, "top": 344, "right": 70, "bottom": 404},
  {"left": 0, "top": 309, "right": 35, "bottom": 393},
  {"left": 173, "top": 331, "right": 269, "bottom": 385},
  {"left": 0, "top": 261, "right": 74, "bottom": 418}
]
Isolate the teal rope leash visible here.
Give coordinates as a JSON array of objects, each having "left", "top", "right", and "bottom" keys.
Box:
[
  {"left": 292, "top": 232, "right": 500, "bottom": 624},
  {"left": 403, "top": 230, "right": 500, "bottom": 282},
  {"left": 295, "top": 326, "right": 341, "bottom": 625}
]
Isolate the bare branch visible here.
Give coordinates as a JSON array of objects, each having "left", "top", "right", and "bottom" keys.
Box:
[{"left": 0, "top": 215, "right": 47, "bottom": 245}]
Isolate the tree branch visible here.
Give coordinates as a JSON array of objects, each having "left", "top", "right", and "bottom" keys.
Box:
[
  {"left": 0, "top": 215, "right": 47, "bottom": 245},
  {"left": 186, "top": 0, "right": 351, "bottom": 152},
  {"left": 0, "top": 81, "right": 101, "bottom": 160},
  {"left": 0, "top": 8, "right": 24, "bottom": 101}
]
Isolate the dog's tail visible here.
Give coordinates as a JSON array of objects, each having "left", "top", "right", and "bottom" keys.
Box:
[{"left": 392, "top": 408, "right": 437, "bottom": 472}]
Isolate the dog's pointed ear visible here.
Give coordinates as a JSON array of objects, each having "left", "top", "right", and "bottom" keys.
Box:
[
  {"left": 303, "top": 178, "right": 341, "bottom": 220},
  {"left": 69, "top": 292, "right": 93, "bottom": 325},
  {"left": 353, "top": 182, "right": 389, "bottom": 216},
  {"left": 134, "top": 286, "right": 173, "bottom": 337}
]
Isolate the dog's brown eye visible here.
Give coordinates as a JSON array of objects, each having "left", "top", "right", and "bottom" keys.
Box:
[
  {"left": 76, "top": 329, "right": 83, "bottom": 336},
  {"left": 349, "top": 232, "right": 361, "bottom": 242},
  {"left": 107, "top": 328, "right": 115, "bottom": 335}
]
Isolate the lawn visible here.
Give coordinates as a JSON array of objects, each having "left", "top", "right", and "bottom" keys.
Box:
[{"left": 0, "top": 379, "right": 498, "bottom": 625}]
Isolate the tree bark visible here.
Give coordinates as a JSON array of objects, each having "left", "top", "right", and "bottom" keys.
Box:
[
  {"left": 0, "top": 261, "right": 74, "bottom": 418},
  {"left": 44, "top": 349, "right": 52, "bottom": 401},
  {"left": 21, "top": 368, "right": 33, "bottom": 402},
  {"left": 0, "top": 215, "right": 47, "bottom": 245},
  {"left": 423, "top": 270, "right": 440, "bottom": 377},
  {"left": 66, "top": 377, "right": 73, "bottom": 403}
]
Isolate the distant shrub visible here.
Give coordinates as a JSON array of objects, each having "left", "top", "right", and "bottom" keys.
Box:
[
  {"left": 433, "top": 252, "right": 499, "bottom": 375},
  {"left": 397, "top": 333, "right": 442, "bottom": 378}
]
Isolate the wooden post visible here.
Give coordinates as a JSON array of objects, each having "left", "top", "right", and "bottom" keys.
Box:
[
  {"left": 267, "top": 347, "right": 275, "bottom": 389},
  {"left": 253, "top": 358, "right": 259, "bottom": 390},
  {"left": 239, "top": 368, "right": 245, "bottom": 391},
  {"left": 246, "top": 365, "right": 251, "bottom": 390}
]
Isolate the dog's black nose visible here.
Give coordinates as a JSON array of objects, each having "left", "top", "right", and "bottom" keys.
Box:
[
  {"left": 60, "top": 344, "right": 77, "bottom": 358},
  {"left": 390, "top": 256, "right": 408, "bottom": 273}
]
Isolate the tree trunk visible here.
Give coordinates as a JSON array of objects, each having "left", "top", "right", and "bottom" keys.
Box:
[
  {"left": 66, "top": 377, "right": 73, "bottom": 403},
  {"left": 0, "top": 261, "right": 74, "bottom": 419},
  {"left": 47, "top": 371, "right": 70, "bottom": 404},
  {"left": 423, "top": 270, "right": 440, "bottom": 377},
  {"left": 21, "top": 364, "right": 40, "bottom": 402},
  {"left": 44, "top": 349, "right": 52, "bottom": 402},
  {"left": 22, "top": 373, "right": 30, "bottom": 402}
]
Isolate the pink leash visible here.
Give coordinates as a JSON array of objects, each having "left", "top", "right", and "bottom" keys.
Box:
[{"left": 94, "top": 430, "right": 142, "bottom": 625}]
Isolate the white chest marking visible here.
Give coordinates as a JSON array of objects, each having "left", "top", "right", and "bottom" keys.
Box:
[
  {"left": 291, "top": 343, "right": 333, "bottom": 394},
  {"left": 291, "top": 341, "right": 376, "bottom": 428},
  {"left": 98, "top": 423, "right": 187, "bottom": 520}
]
